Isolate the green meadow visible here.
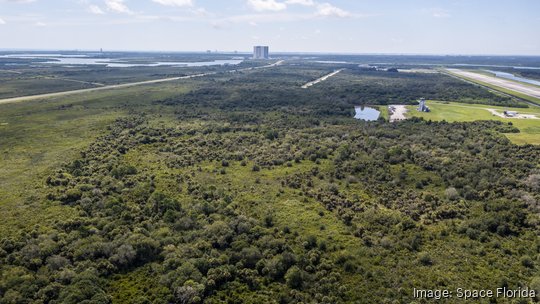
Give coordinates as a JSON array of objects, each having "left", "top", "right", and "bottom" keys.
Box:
[
  {"left": 0, "top": 81, "right": 196, "bottom": 238},
  {"left": 406, "top": 101, "right": 540, "bottom": 145}
]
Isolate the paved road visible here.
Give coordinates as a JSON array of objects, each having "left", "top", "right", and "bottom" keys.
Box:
[
  {"left": 302, "top": 69, "right": 344, "bottom": 89},
  {"left": 0, "top": 60, "right": 285, "bottom": 105},
  {"left": 447, "top": 69, "right": 540, "bottom": 100}
]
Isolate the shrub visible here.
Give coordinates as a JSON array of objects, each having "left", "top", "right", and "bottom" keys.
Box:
[
  {"left": 445, "top": 187, "right": 459, "bottom": 201},
  {"left": 285, "top": 266, "right": 303, "bottom": 289},
  {"left": 418, "top": 252, "right": 433, "bottom": 266},
  {"left": 521, "top": 255, "right": 534, "bottom": 268}
]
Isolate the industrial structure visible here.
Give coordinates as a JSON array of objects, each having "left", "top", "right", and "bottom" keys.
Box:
[
  {"left": 417, "top": 98, "right": 430, "bottom": 112},
  {"left": 253, "top": 46, "right": 269, "bottom": 59}
]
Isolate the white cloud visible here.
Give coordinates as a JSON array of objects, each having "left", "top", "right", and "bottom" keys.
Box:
[
  {"left": 89, "top": 4, "right": 105, "bottom": 14},
  {"left": 35, "top": 21, "right": 46, "bottom": 26},
  {"left": 245, "top": 0, "right": 350, "bottom": 17},
  {"left": 431, "top": 8, "right": 450, "bottom": 18},
  {"left": 422, "top": 8, "right": 450, "bottom": 18},
  {"left": 0, "top": 17, "right": 5, "bottom": 24},
  {"left": 216, "top": 12, "right": 306, "bottom": 26},
  {"left": 285, "top": 0, "right": 314, "bottom": 6},
  {"left": 247, "top": 0, "right": 287, "bottom": 12},
  {"left": 152, "top": 0, "right": 193, "bottom": 7},
  {"left": 190, "top": 7, "right": 210, "bottom": 16},
  {"left": 5, "top": 0, "right": 36, "bottom": 3},
  {"left": 105, "top": 0, "right": 132, "bottom": 14},
  {"left": 316, "top": 3, "right": 350, "bottom": 18}
]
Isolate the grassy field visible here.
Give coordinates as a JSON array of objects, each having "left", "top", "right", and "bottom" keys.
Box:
[
  {"left": 0, "top": 80, "right": 197, "bottom": 239},
  {"left": 405, "top": 100, "right": 540, "bottom": 145}
]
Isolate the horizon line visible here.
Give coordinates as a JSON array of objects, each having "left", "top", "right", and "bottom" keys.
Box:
[{"left": 1, "top": 48, "right": 540, "bottom": 57}]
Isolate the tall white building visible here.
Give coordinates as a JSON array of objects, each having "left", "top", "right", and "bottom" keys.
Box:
[{"left": 253, "top": 46, "right": 269, "bottom": 59}]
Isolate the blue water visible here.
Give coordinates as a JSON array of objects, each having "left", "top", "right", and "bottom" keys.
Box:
[
  {"left": 453, "top": 64, "right": 540, "bottom": 70},
  {"left": 0, "top": 54, "right": 244, "bottom": 68},
  {"left": 314, "top": 60, "right": 352, "bottom": 64},
  {"left": 485, "top": 70, "right": 540, "bottom": 86},
  {"left": 354, "top": 106, "right": 380, "bottom": 121}
]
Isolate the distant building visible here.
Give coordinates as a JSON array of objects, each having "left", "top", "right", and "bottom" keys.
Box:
[
  {"left": 253, "top": 46, "right": 269, "bottom": 59},
  {"left": 417, "top": 98, "right": 430, "bottom": 112}
]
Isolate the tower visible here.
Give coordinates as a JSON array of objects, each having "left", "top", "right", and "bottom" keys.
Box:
[{"left": 417, "top": 98, "right": 426, "bottom": 112}]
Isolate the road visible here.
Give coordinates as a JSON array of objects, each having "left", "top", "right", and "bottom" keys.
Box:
[
  {"left": 302, "top": 69, "right": 344, "bottom": 89},
  {"left": 0, "top": 60, "right": 285, "bottom": 105},
  {"left": 447, "top": 69, "right": 540, "bottom": 100}
]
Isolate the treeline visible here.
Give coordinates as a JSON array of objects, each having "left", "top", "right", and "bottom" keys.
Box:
[
  {"left": 318, "top": 68, "right": 520, "bottom": 106},
  {"left": 156, "top": 65, "right": 522, "bottom": 113}
]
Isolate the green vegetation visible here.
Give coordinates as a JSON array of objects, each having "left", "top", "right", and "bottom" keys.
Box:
[
  {"left": 0, "top": 58, "right": 271, "bottom": 99},
  {"left": 316, "top": 68, "right": 520, "bottom": 107},
  {"left": 1, "top": 59, "right": 540, "bottom": 303},
  {"left": 406, "top": 101, "right": 540, "bottom": 145}
]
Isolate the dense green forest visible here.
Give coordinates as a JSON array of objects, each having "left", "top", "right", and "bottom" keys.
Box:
[
  {"left": 157, "top": 65, "right": 520, "bottom": 110},
  {"left": 1, "top": 62, "right": 540, "bottom": 303}
]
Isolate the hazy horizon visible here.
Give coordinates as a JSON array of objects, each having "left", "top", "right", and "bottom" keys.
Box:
[
  {"left": 1, "top": 0, "right": 539, "bottom": 56},
  {"left": 3, "top": 48, "right": 540, "bottom": 57}
]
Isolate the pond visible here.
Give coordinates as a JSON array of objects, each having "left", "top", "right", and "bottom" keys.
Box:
[{"left": 354, "top": 106, "right": 380, "bottom": 121}]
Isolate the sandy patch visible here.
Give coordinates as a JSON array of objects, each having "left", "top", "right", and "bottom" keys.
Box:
[
  {"left": 486, "top": 108, "right": 539, "bottom": 119},
  {"left": 388, "top": 105, "right": 408, "bottom": 122}
]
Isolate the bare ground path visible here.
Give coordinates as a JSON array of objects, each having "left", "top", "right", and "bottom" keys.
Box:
[{"left": 302, "top": 69, "right": 344, "bottom": 89}]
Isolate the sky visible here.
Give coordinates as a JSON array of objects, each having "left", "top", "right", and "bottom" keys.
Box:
[{"left": 0, "top": 0, "right": 539, "bottom": 55}]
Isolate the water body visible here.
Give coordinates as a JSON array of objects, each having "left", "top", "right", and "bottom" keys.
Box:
[
  {"left": 485, "top": 70, "right": 540, "bottom": 86},
  {"left": 354, "top": 106, "right": 380, "bottom": 121},
  {"left": 104, "top": 59, "right": 244, "bottom": 68},
  {"left": 0, "top": 54, "right": 244, "bottom": 68},
  {"left": 314, "top": 60, "right": 354, "bottom": 64},
  {"left": 367, "top": 63, "right": 540, "bottom": 70},
  {"left": 0, "top": 54, "right": 90, "bottom": 58},
  {"left": 452, "top": 64, "right": 540, "bottom": 70}
]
